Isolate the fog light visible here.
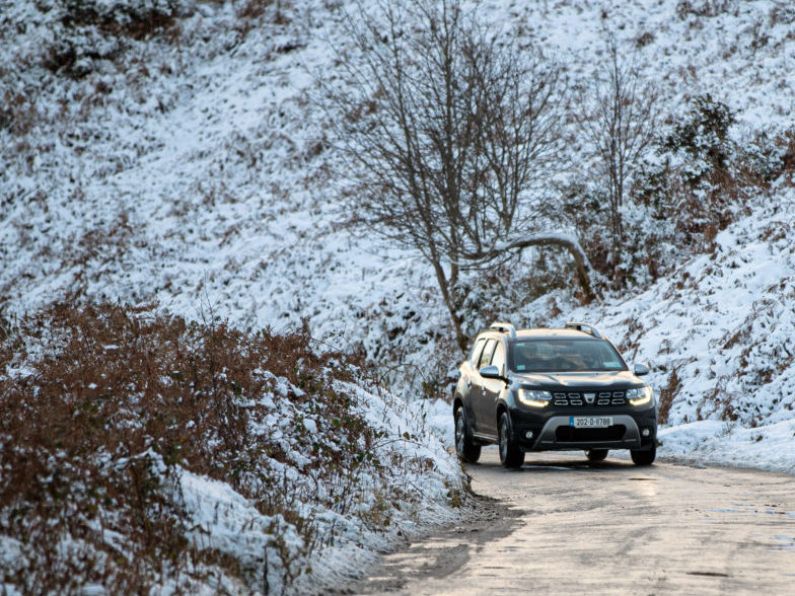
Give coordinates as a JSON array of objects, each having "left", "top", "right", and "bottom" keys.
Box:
[
  {"left": 525, "top": 431, "right": 534, "bottom": 439},
  {"left": 642, "top": 428, "right": 651, "bottom": 437}
]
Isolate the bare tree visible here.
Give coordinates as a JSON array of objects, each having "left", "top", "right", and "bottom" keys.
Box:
[
  {"left": 328, "top": 0, "right": 590, "bottom": 351},
  {"left": 574, "top": 41, "right": 660, "bottom": 264}
]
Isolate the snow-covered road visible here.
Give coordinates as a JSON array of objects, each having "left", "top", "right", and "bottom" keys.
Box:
[{"left": 355, "top": 449, "right": 795, "bottom": 595}]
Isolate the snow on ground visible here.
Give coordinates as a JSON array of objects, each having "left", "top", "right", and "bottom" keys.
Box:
[
  {"left": 412, "top": 399, "right": 457, "bottom": 448},
  {"left": 173, "top": 377, "right": 468, "bottom": 594},
  {"left": 658, "top": 419, "right": 795, "bottom": 474}
]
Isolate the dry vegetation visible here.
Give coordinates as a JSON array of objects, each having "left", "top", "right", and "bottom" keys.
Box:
[
  {"left": 0, "top": 303, "right": 393, "bottom": 592},
  {"left": 42, "top": 0, "right": 188, "bottom": 79}
]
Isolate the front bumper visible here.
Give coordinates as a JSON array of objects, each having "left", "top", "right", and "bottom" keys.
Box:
[{"left": 510, "top": 405, "right": 657, "bottom": 452}]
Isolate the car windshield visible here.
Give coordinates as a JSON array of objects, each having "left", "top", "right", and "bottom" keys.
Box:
[{"left": 510, "top": 339, "right": 626, "bottom": 373}]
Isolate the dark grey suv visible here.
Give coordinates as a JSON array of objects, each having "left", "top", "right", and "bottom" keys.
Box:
[{"left": 453, "top": 322, "right": 658, "bottom": 468}]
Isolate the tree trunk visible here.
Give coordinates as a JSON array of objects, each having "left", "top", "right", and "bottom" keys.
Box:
[{"left": 430, "top": 258, "right": 469, "bottom": 354}]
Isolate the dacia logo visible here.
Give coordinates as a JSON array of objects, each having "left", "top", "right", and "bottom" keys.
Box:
[{"left": 584, "top": 392, "right": 596, "bottom": 404}]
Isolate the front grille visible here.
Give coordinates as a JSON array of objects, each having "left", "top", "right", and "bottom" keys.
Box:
[
  {"left": 551, "top": 391, "right": 626, "bottom": 406},
  {"left": 555, "top": 425, "right": 626, "bottom": 442}
]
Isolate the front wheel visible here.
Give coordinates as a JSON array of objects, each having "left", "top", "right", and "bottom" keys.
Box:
[
  {"left": 586, "top": 449, "right": 608, "bottom": 462},
  {"left": 454, "top": 406, "right": 481, "bottom": 463},
  {"left": 498, "top": 412, "right": 525, "bottom": 469},
  {"left": 631, "top": 447, "right": 656, "bottom": 466}
]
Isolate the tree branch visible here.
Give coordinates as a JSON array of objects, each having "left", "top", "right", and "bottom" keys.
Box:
[{"left": 459, "top": 233, "right": 598, "bottom": 302}]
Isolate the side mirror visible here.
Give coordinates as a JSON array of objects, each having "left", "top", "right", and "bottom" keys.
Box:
[
  {"left": 633, "top": 362, "right": 650, "bottom": 376},
  {"left": 479, "top": 365, "right": 502, "bottom": 379}
]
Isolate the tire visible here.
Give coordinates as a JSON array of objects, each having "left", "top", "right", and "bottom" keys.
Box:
[
  {"left": 586, "top": 449, "right": 608, "bottom": 462},
  {"left": 631, "top": 447, "right": 656, "bottom": 466},
  {"left": 454, "top": 406, "right": 481, "bottom": 463},
  {"left": 498, "top": 412, "right": 525, "bottom": 469}
]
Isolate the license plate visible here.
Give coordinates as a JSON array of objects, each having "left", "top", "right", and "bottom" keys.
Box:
[{"left": 570, "top": 416, "right": 613, "bottom": 428}]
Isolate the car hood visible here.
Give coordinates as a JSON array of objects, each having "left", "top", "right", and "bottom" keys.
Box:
[{"left": 511, "top": 370, "right": 641, "bottom": 389}]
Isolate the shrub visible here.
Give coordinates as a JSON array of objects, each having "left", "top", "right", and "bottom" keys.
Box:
[
  {"left": 42, "top": 0, "right": 188, "bottom": 79},
  {"left": 0, "top": 303, "right": 387, "bottom": 592},
  {"left": 741, "top": 129, "right": 795, "bottom": 187},
  {"left": 676, "top": 0, "right": 737, "bottom": 19},
  {"left": 662, "top": 94, "right": 736, "bottom": 189},
  {"left": 238, "top": 0, "right": 290, "bottom": 22},
  {"left": 59, "top": 0, "right": 185, "bottom": 39},
  {"left": 0, "top": 90, "right": 37, "bottom": 136},
  {"left": 631, "top": 95, "right": 743, "bottom": 268}
]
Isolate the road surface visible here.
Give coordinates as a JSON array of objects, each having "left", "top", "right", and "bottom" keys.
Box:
[{"left": 357, "top": 448, "right": 795, "bottom": 595}]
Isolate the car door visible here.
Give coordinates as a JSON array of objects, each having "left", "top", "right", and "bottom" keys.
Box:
[
  {"left": 473, "top": 338, "right": 497, "bottom": 435},
  {"left": 479, "top": 340, "right": 506, "bottom": 437},
  {"left": 460, "top": 337, "right": 485, "bottom": 423}
]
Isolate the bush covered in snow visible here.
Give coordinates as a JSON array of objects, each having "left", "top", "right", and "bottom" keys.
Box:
[
  {"left": 0, "top": 304, "right": 464, "bottom": 593},
  {"left": 5, "top": 0, "right": 193, "bottom": 80}
]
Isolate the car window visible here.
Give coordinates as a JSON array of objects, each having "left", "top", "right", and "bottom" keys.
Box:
[
  {"left": 491, "top": 342, "right": 506, "bottom": 374},
  {"left": 510, "top": 339, "right": 626, "bottom": 372},
  {"left": 469, "top": 337, "right": 485, "bottom": 365},
  {"left": 478, "top": 339, "right": 497, "bottom": 370}
]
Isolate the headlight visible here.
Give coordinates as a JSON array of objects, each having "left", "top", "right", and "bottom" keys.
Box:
[
  {"left": 627, "top": 386, "right": 653, "bottom": 406},
  {"left": 517, "top": 388, "right": 552, "bottom": 408}
]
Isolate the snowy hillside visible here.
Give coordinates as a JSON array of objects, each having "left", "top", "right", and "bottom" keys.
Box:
[{"left": 3, "top": 0, "right": 795, "bottom": 374}]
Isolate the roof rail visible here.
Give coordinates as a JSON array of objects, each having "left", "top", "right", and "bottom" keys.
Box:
[
  {"left": 565, "top": 321, "right": 603, "bottom": 339},
  {"left": 489, "top": 321, "right": 517, "bottom": 339}
]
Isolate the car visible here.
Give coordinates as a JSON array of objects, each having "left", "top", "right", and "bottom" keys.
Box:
[{"left": 453, "top": 321, "right": 658, "bottom": 468}]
